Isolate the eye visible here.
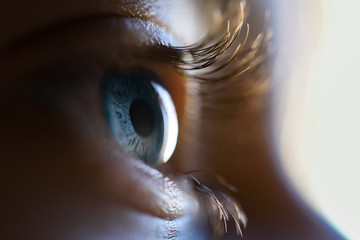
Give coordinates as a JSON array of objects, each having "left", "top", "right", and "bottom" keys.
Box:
[{"left": 103, "top": 70, "right": 178, "bottom": 166}]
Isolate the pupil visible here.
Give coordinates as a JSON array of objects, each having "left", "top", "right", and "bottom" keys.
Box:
[{"left": 130, "top": 98, "right": 155, "bottom": 137}]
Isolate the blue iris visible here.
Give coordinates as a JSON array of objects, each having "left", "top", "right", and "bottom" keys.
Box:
[{"left": 103, "top": 71, "right": 165, "bottom": 165}]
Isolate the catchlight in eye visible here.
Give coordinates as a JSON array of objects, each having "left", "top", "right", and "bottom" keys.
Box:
[{"left": 103, "top": 71, "right": 178, "bottom": 166}]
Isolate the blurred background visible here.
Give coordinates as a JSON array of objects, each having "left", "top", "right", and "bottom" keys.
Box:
[
  {"left": 272, "top": 0, "right": 360, "bottom": 239},
  {"left": 167, "top": 0, "right": 359, "bottom": 238}
]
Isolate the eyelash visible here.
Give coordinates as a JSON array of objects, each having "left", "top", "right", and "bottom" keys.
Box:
[
  {"left": 183, "top": 170, "right": 247, "bottom": 237},
  {"left": 144, "top": 0, "right": 272, "bottom": 83}
]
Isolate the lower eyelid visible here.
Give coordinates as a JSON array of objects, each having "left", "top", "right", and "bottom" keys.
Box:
[{"left": 78, "top": 135, "right": 188, "bottom": 220}]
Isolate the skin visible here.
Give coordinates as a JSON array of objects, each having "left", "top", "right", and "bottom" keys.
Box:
[{"left": 0, "top": 0, "right": 345, "bottom": 239}]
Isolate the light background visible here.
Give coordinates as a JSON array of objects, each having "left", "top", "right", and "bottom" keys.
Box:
[{"left": 272, "top": 0, "right": 360, "bottom": 239}]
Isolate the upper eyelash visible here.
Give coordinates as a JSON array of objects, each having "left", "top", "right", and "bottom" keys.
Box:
[{"left": 145, "top": 0, "right": 273, "bottom": 83}]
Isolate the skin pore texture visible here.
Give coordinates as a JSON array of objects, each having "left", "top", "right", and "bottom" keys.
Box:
[{"left": 0, "top": 0, "right": 345, "bottom": 239}]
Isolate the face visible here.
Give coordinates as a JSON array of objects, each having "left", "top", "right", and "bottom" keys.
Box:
[{"left": 0, "top": 0, "right": 345, "bottom": 239}]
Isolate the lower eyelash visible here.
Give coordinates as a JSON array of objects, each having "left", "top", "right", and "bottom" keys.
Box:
[{"left": 182, "top": 170, "right": 247, "bottom": 238}]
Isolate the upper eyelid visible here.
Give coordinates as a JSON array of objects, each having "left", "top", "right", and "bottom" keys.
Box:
[
  {"left": 0, "top": 15, "right": 188, "bottom": 114},
  {"left": 0, "top": 17, "right": 180, "bottom": 93}
]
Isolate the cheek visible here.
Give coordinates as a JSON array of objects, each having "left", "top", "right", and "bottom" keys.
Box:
[
  {"left": 0, "top": 102, "right": 93, "bottom": 238},
  {"left": 0, "top": 102, "right": 158, "bottom": 239}
]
